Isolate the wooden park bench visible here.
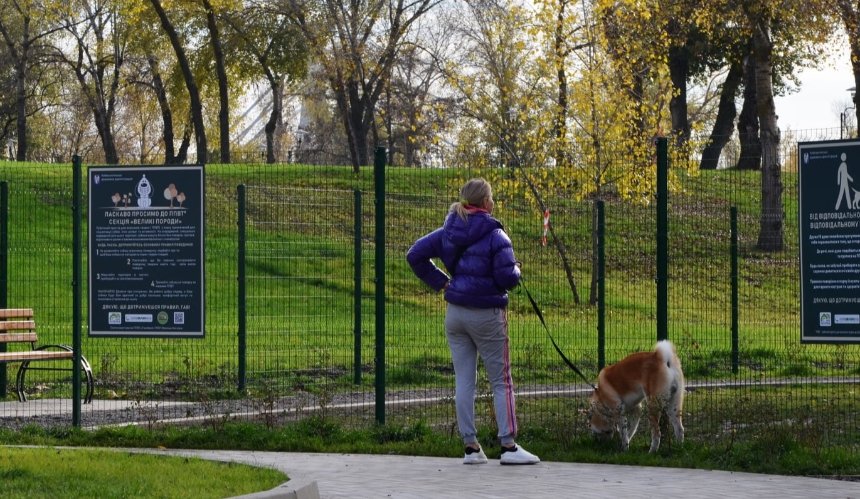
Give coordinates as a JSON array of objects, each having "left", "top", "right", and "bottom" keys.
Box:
[{"left": 0, "top": 308, "right": 94, "bottom": 403}]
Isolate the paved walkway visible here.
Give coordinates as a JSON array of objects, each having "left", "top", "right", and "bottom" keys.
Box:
[
  {"left": 142, "top": 449, "right": 860, "bottom": 499},
  {"left": 6, "top": 400, "right": 859, "bottom": 497}
]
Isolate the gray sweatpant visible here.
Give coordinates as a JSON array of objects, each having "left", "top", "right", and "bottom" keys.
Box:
[{"left": 444, "top": 303, "right": 518, "bottom": 447}]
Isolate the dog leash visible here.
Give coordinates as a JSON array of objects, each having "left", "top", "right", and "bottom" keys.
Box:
[{"left": 518, "top": 277, "right": 596, "bottom": 390}]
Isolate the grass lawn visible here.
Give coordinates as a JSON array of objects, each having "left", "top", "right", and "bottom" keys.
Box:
[{"left": 0, "top": 446, "right": 285, "bottom": 498}]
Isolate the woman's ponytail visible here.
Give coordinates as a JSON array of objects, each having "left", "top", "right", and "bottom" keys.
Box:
[{"left": 449, "top": 178, "right": 492, "bottom": 221}]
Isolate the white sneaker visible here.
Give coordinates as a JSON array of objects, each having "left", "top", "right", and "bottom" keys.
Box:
[
  {"left": 463, "top": 446, "right": 488, "bottom": 464},
  {"left": 499, "top": 445, "right": 540, "bottom": 465}
]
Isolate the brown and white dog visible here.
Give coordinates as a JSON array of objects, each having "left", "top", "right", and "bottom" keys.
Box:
[{"left": 589, "top": 340, "right": 685, "bottom": 452}]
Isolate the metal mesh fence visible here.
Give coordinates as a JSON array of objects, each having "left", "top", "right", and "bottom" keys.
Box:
[{"left": 0, "top": 129, "right": 857, "bottom": 452}]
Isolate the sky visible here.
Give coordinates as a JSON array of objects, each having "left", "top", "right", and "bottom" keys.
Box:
[{"left": 773, "top": 40, "right": 854, "bottom": 132}]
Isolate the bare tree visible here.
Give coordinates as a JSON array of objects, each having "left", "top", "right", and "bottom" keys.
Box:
[
  {"left": 1, "top": 41, "right": 18, "bottom": 151},
  {"left": 201, "top": 0, "right": 230, "bottom": 163},
  {"left": 283, "top": 0, "right": 440, "bottom": 171},
  {"left": 749, "top": 16, "right": 783, "bottom": 251},
  {"left": 740, "top": 0, "right": 832, "bottom": 251},
  {"left": 380, "top": 19, "right": 451, "bottom": 167},
  {"left": 147, "top": 0, "right": 207, "bottom": 164},
  {"left": 53, "top": 0, "right": 126, "bottom": 164},
  {"left": 223, "top": 3, "right": 307, "bottom": 163},
  {"left": 699, "top": 61, "right": 743, "bottom": 170},
  {"left": 0, "top": 1, "right": 65, "bottom": 160},
  {"left": 119, "top": 57, "right": 165, "bottom": 163},
  {"left": 146, "top": 53, "right": 192, "bottom": 164}
]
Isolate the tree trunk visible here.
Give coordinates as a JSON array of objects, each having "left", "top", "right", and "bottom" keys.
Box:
[
  {"left": 700, "top": 61, "right": 742, "bottom": 170},
  {"left": 752, "top": 22, "right": 783, "bottom": 252},
  {"left": 348, "top": 82, "right": 371, "bottom": 168},
  {"left": 332, "top": 80, "right": 361, "bottom": 171},
  {"left": 176, "top": 122, "right": 191, "bottom": 165},
  {"left": 629, "top": 69, "right": 646, "bottom": 135},
  {"left": 737, "top": 55, "right": 760, "bottom": 170},
  {"left": 147, "top": 55, "right": 178, "bottom": 164},
  {"left": 72, "top": 58, "right": 120, "bottom": 164},
  {"left": 3, "top": 16, "right": 31, "bottom": 162},
  {"left": 404, "top": 111, "right": 418, "bottom": 167},
  {"left": 553, "top": 1, "right": 569, "bottom": 168},
  {"left": 90, "top": 103, "right": 119, "bottom": 164},
  {"left": 104, "top": 39, "right": 123, "bottom": 164},
  {"left": 328, "top": 63, "right": 372, "bottom": 171},
  {"left": 836, "top": 0, "right": 860, "bottom": 132},
  {"left": 149, "top": 0, "right": 208, "bottom": 164},
  {"left": 203, "top": 0, "right": 230, "bottom": 163},
  {"left": 265, "top": 77, "right": 283, "bottom": 164},
  {"left": 384, "top": 84, "right": 395, "bottom": 166},
  {"left": 222, "top": 12, "right": 287, "bottom": 165},
  {"left": 14, "top": 57, "right": 27, "bottom": 161},
  {"left": 850, "top": 19, "right": 860, "bottom": 132},
  {"left": 668, "top": 31, "right": 690, "bottom": 146}
]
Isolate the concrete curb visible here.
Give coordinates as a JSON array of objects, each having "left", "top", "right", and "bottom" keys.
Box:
[{"left": 230, "top": 479, "right": 320, "bottom": 499}]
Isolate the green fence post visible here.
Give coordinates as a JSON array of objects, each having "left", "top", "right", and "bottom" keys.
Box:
[
  {"left": 0, "top": 181, "right": 7, "bottom": 398},
  {"left": 731, "top": 206, "right": 739, "bottom": 374},
  {"left": 72, "top": 156, "right": 82, "bottom": 427},
  {"left": 656, "top": 137, "right": 668, "bottom": 342},
  {"left": 597, "top": 199, "right": 606, "bottom": 371},
  {"left": 374, "top": 147, "right": 386, "bottom": 425},
  {"left": 354, "top": 189, "right": 362, "bottom": 385},
  {"left": 237, "top": 184, "right": 247, "bottom": 393}
]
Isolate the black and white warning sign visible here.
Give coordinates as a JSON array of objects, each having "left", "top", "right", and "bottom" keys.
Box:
[
  {"left": 798, "top": 140, "right": 860, "bottom": 343},
  {"left": 88, "top": 165, "right": 205, "bottom": 338}
]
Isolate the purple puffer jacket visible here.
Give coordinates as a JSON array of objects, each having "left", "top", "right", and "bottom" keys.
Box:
[{"left": 406, "top": 208, "right": 520, "bottom": 308}]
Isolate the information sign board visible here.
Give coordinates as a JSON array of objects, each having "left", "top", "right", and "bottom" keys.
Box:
[
  {"left": 88, "top": 165, "right": 204, "bottom": 337},
  {"left": 798, "top": 141, "right": 860, "bottom": 343}
]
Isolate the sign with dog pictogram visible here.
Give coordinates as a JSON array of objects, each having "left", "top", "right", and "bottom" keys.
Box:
[
  {"left": 798, "top": 140, "right": 860, "bottom": 343},
  {"left": 88, "top": 165, "right": 205, "bottom": 338}
]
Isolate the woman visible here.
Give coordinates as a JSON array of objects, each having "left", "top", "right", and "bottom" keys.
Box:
[{"left": 406, "top": 178, "right": 540, "bottom": 465}]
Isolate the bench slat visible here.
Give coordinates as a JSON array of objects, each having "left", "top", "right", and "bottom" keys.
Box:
[
  {"left": 0, "top": 333, "right": 37, "bottom": 343},
  {"left": 0, "top": 320, "right": 36, "bottom": 332},
  {"left": 0, "top": 308, "right": 34, "bottom": 319},
  {"left": 0, "top": 350, "right": 74, "bottom": 362}
]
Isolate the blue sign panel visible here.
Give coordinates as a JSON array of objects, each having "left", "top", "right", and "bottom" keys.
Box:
[
  {"left": 88, "top": 165, "right": 204, "bottom": 337},
  {"left": 798, "top": 140, "right": 860, "bottom": 343}
]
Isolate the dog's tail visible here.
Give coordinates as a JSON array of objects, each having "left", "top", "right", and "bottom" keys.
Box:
[
  {"left": 656, "top": 340, "right": 685, "bottom": 392},
  {"left": 655, "top": 340, "right": 678, "bottom": 366}
]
